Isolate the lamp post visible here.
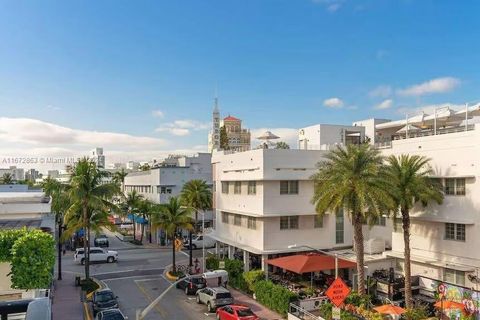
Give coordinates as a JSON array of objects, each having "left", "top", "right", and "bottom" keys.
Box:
[
  {"left": 288, "top": 244, "right": 339, "bottom": 278},
  {"left": 202, "top": 211, "right": 205, "bottom": 272}
]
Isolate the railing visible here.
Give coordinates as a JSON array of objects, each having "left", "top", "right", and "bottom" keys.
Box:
[{"left": 289, "top": 303, "right": 325, "bottom": 320}]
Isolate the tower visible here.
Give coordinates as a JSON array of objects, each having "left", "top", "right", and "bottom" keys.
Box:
[{"left": 208, "top": 96, "right": 221, "bottom": 152}]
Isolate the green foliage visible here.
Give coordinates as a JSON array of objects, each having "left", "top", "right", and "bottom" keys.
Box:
[
  {"left": 0, "top": 228, "right": 26, "bottom": 262},
  {"left": 0, "top": 173, "right": 14, "bottom": 184},
  {"left": 254, "top": 280, "right": 298, "bottom": 316},
  {"left": 9, "top": 229, "right": 55, "bottom": 289},
  {"left": 243, "top": 270, "right": 265, "bottom": 293},
  {"left": 345, "top": 291, "right": 371, "bottom": 307},
  {"left": 275, "top": 141, "right": 290, "bottom": 149},
  {"left": 206, "top": 254, "right": 220, "bottom": 270},
  {"left": 224, "top": 259, "right": 247, "bottom": 290},
  {"left": 404, "top": 307, "right": 429, "bottom": 320}
]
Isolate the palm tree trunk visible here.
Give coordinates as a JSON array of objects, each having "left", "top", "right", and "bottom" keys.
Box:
[
  {"left": 140, "top": 216, "right": 145, "bottom": 243},
  {"left": 402, "top": 208, "right": 413, "bottom": 309},
  {"left": 133, "top": 217, "right": 136, "bottom": 241},
  {"left": 57, "top": 217, "right": 62, "bottom": 280},
  {"left": 353, "top": 214, "right": 365, "bottom": 295},
  {"left": 83, "top": 205, "right": 89, "bottom": 280},
  {"left": 172, "top": 234, "right": 176, "bottom": 273}
]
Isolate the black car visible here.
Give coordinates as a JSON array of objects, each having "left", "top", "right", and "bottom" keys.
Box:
[
  {"left": 95, "top": 308, "right": 127, "bottom": 320},
  {"left": 92, "top": 289, "right": 118, "bottom": 315},
  {"left": 175, "top": 275, "right": 207, "bottom": 295}
]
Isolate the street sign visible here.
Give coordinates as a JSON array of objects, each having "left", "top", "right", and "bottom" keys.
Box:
[
  {"left": 174, "top": 238, "right": 183, "bottom": 251},
  {"left": 219, "top": 261, "right": 225, "bottom": 269},
  {"left": 332, "top": 306, "right": 341, "bottom": 320},
  {"left": 325, "top": 277, "right": 351, "bottom": 307}
]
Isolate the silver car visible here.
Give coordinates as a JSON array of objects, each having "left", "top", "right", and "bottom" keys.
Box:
[{"left": 196, "top": 287, "right": 234, "bottom": 312}]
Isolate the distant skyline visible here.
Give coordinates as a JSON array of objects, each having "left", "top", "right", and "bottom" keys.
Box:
[{"left": 0, "top": 1, "right": 479, "bottom": 169}]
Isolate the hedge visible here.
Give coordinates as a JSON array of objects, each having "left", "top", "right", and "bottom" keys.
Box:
[
  {"left": 243, "top": 270, "right": 264, "bottom": 293},
  {"left": 0, "top": 229, "right": 26, "bottom": 262},
  {"left": 254, "top": 280, "right": 298, "bottom": 316}
]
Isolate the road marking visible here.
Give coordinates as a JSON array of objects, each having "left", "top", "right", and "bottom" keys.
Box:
[
  {"left": 134, "top": 277, "right": 165, "bottom": 283},
  {"left": 134, "top": 279, "right": 168, "bottom": 319},
  {"left": 180, "top": 250, "right": 190, "bottom": 258},
  {"left": 103, "top": 275, "right": 162, "bottom": 282}
]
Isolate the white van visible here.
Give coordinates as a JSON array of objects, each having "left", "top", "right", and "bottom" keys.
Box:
[{"left": 203, "top": 270, "right": 229, "bottom": 288}]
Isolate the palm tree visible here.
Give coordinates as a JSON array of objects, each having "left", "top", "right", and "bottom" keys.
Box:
[
  {"left": 384, "top": 155, "right": 443, "bottom": 308},
  {"left": 65, "top": 158, "right": 120, "bottom": 280},
  {"left": 153, "top": 197, "right": 193, "bottom": 273},
  {"left": 42, "top": 177, "right": 70, "bottom": 280},
  {"left": 180, "top": 180, "right": 212, "bottom": 267},
  {"left": 113, "top": 168, "right": 128, "bottom": 193},
  {"left": 1, "top": 173, "right": 14, "bottom": 184},
  {"left": 311, "top": 144, "right": 392, "bottom": 295},
  {"left": 124, "top": 190, "right": 144, "bottom": 241},
  {"left": 137, "top": 199, "right": 154, "bottom": 243}
]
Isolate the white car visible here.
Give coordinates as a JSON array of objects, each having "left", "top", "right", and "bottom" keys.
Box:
[
  {"left": 184, "top": 235, "right": 216, "bottom": 250},
  {"left": 74, "top": 247, "right": 118, "bottom": 265}
]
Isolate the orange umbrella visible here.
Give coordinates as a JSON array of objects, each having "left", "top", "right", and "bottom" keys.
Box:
[
  {"left": 434, "top": 300, "right": 464, "bottom": 310},
  {"left": 373, "top": 305, "right": 406, "bottom": 315}
]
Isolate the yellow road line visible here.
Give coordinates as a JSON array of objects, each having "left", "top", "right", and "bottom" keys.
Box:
[
  {"left": 83, "top": 302, "right": 93, "bottom": 320},
  {"left": 134, "top": 280, "right": 168, "bottom": 319}
]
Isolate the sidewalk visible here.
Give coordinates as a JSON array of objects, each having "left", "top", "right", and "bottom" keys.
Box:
[
  {"left": 229, "top": 287, "right": 283, "bottom": 320},
  {"left": 52, "top": 272, "right": 84, "bottom": 320}
]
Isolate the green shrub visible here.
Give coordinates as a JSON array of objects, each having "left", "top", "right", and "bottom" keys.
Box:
[
  {"left": 10, "top": 229, "right": 55, "bottom": 289},
  {"left": 0, "top": 228, "right": 27, "bottom": 262},
  {"left": 205, "top": 254, "right": 219, "bottom": 270},
  {"left": 224, "top": 259, "right": 247, "bottom": 290},
  {"left": 345, "top": 290, "right": 371, "bottom": 307},
  {"left": 404, "top": 307, "right": 429, "bottom": 320},
  {"left": 243, "top": 270, "right": 265, "bottom": 293},
  {"left": 254, "top": 280, "right": 298, "bottom": 316}
]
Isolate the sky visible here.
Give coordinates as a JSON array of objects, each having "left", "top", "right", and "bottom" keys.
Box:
[{"left": 0, "top": 0, "right": 479, "bottom": 170}]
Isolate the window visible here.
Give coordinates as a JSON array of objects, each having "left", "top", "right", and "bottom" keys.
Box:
[
  {"left": 336, "top": 210, "right": 344, "bottom": 244},
  {"left": 445, "top": 223, "right": 466, "bottom": 241},
  {"left": 222, "top": 181, "right": 229, "bottom": 194},
  {"left": 280, "top": 216, "right": 299, "bottom": 230},
  {"left": 247, "top": 217, "right": 256, "bottom": 230},
  {"left": 234, "top": 214, "right": 242, "bottom": 226},
  {"left": 248, "top": 181, "right": 256, "bottom": 195},
  {"left": 444, "top": 268, "right": 465, "bottom": 286},
  {"left": 234, "top": 181, "right": 241, "bottom": 194},
  {"left": 221, "top": 212, "right": 229, "bottom": 224},
  {"left": 314, "top": 215, "right": 323, "bottom": 228},
  {"left": 444, "top": 178, "right": 466, "bottom": 196},
  {"left": 280, "top": 181, "right": 299, "bottom": 195}
]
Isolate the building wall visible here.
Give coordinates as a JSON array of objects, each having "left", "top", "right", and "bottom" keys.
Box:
[{"left": 298, "top": 124, "right": 365, "bottom": 150}]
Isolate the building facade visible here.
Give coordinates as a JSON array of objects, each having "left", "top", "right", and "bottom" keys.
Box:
[
  {"left": 0, "top": 166, "right": 25, "bottom": 181},
  {"left": 91, "top": 147, "right": 105, "bottom": 169}
]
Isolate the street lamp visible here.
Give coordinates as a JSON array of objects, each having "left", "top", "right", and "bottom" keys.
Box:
[{"left": 288, "top": 244, "right": 339, "bottom": 278}]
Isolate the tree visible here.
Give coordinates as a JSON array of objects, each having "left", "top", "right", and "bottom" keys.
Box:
[
  {"left": 124, "top": 190, "right": 144, "bottom": 241},
  {"left": 275, "top": 141, "right": 290, "bottom": 149},
  {"left": 64, "top": 158, "right": 120, "bottom": 280},
  {"left": 137, "top": 199, "right": 155, "bottom": 243},
  {"left": 180, "top": 180, "right": 212, "bottom": 267},
  {"left": 1, "top": 173, "right": 14, "bottom": 184},
  {"left": 41, "top": 177, "right": 70, "bottom": 280},
  {"left": 139, "top": 163, "right": 151, "bottom": 171},
  {"left": 152, "top": 197, "right": 193, "bottom": 273},
  {"left": 113, "top": 168, "right": 128, "bottom": 192},
  {"left": 311, "top": 144, "right": 391, "bottom": 295},
  {"left": 220, "top": 126, "right": 229, "bottom": 150},
  {"left": 384, "top": 155, "right": 443, "bottom": 308}
]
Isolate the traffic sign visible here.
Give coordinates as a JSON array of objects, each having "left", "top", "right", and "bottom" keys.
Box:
[
  {"left": 174, "top": 238, "right": 183, "bottom": 251},
  {"left": 332, "top": 307, "right": 341, "bottom": 320},
  {"left": 219, "top": 261, "right": 225, "bottom": 269},
  {"left": 325, "top": 277, "right": 351, "bottom": 307}
]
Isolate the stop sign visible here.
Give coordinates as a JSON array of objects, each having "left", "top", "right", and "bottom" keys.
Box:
[{"left": 325, "top": 277, "right": 351, "bottom": 307}]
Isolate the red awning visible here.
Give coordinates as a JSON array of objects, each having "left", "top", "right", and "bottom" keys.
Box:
[{"left": 266, "top": 253, "right": 356, "bottom": 274}]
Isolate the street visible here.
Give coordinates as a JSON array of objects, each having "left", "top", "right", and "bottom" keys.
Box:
[{"left": 62, "top": 231, "right": 211, "bottom": 320}]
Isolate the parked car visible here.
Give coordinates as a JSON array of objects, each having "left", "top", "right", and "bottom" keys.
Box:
[
  {"left": 184, "top": 235, "right": 216, "bottom": 249},
  {"left": 94, "top": 234, "right": 109, "bottom": 247},
  {"left": 74, "top": 247, "right": 118, "bottom": 265},
  {"left": 176, "top": 275, "right": 207, "bottom": 295},
  {"left": 95, "top": 308, "right": 127, "bottom": 320},
  {"left": 216, "top": 305, "right": 259, "bottom": 320},
  {"left": 196, "top": 287, "right": 234, "bottom": 312},
  {"left": 91, "top": 289, "right": 119, "bottom": 316}
]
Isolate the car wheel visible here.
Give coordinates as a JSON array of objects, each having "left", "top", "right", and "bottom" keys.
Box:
[
  {"left": 207, "top": 302, "right": 213, "bottom": 313},
  {"left": 81, "top": 258, "right": 85, "bottom": 265},
  {"left": 196, "top": 295, "right": 201, "bottom": 304},
  {"left": 107, "top": 256, "right": 114, "bottom": 263},
  {"left": 185, "top": 287, "right": 190, "bottom": 295},
  {"left": 191, "top": 244, "right": 197, "bottom": 250}
]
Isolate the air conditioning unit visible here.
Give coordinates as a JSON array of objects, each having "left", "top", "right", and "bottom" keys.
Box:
[{"left": 364, "top": 238, "right": 386, "bottom": 254}]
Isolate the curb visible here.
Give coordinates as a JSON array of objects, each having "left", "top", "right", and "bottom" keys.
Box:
[{"left": 83, "top": 301, "right": 93, "bottom": 320}]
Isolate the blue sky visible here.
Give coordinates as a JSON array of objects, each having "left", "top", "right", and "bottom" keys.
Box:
[{"left": 0, "top": 0, "right": 479, "bottom": 166}]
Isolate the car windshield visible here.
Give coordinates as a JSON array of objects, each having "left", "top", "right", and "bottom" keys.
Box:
[
  {"left": 96, "top": 291, "right": 115, "bottom": 302},
  {"left": 102, "top": 311, "right": 124, "bottom": 320},
  {"left": 237, "top": 308, "right": 255, "bottom": 316},
  {"left": 216, "top": 292, "right": 232, "bottom": 299}
]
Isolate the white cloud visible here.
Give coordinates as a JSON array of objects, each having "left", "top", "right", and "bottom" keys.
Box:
[
  {"left": 397, "top": 77, "right": 461, "bottom": 97},
  {"left": 152, "top": 110, "right": 165, "bottom": 118},
  {"left": 323, "top": 97, "right": 344, "bottom": 109},
  {"left": 251, "top": 128, "right": 298, "bottom": 148},
  {"left": 369, "top": 85, "right": 392, "bottom": 98},
  {"left": 312, "top": 0, "right": 344, "bottom": 12},
  {"left": 155, "top": 119, "right": 210, "bottom": 136},
  {"left": 374, "top": 99, "right": 394, "bottom": 110}
]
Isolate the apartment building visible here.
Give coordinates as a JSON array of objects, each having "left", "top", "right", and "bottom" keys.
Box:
[
  {"left": 0, "top": 166, "right": 25, "bottom": 181},
  {"left": 124, "top": 153, "right": 213, "bottom": 242}
]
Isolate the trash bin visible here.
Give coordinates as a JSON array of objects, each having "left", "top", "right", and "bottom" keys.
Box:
[{"left": 75, "top": 276, "right": 81, "bottom": 287}]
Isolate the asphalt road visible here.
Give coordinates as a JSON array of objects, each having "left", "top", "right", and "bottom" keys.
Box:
[{"left": 62, "top": 231, "right": 210, "bottom": 320}]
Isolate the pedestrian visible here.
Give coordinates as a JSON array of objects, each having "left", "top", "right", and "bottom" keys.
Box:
[{"left": 194, "top": 258, "right": 200, "bottom": 274}]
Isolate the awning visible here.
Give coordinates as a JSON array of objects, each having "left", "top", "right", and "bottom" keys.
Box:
[{"left": 266, "top": 253, "right": 356, "bottom": 274}]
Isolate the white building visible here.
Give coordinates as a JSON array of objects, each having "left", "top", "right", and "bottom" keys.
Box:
[
  {"left": 91, "top": 147, "right": 105, "bottom": 169},
  {"left": 126, "top": 161, "right": 140, "bottom": 171},
  {"left": 124, "top": 153, "right": 213, "bottom": 242},
  {"left": 0, "top": 166, "right": 25, "bottom": 181}
]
